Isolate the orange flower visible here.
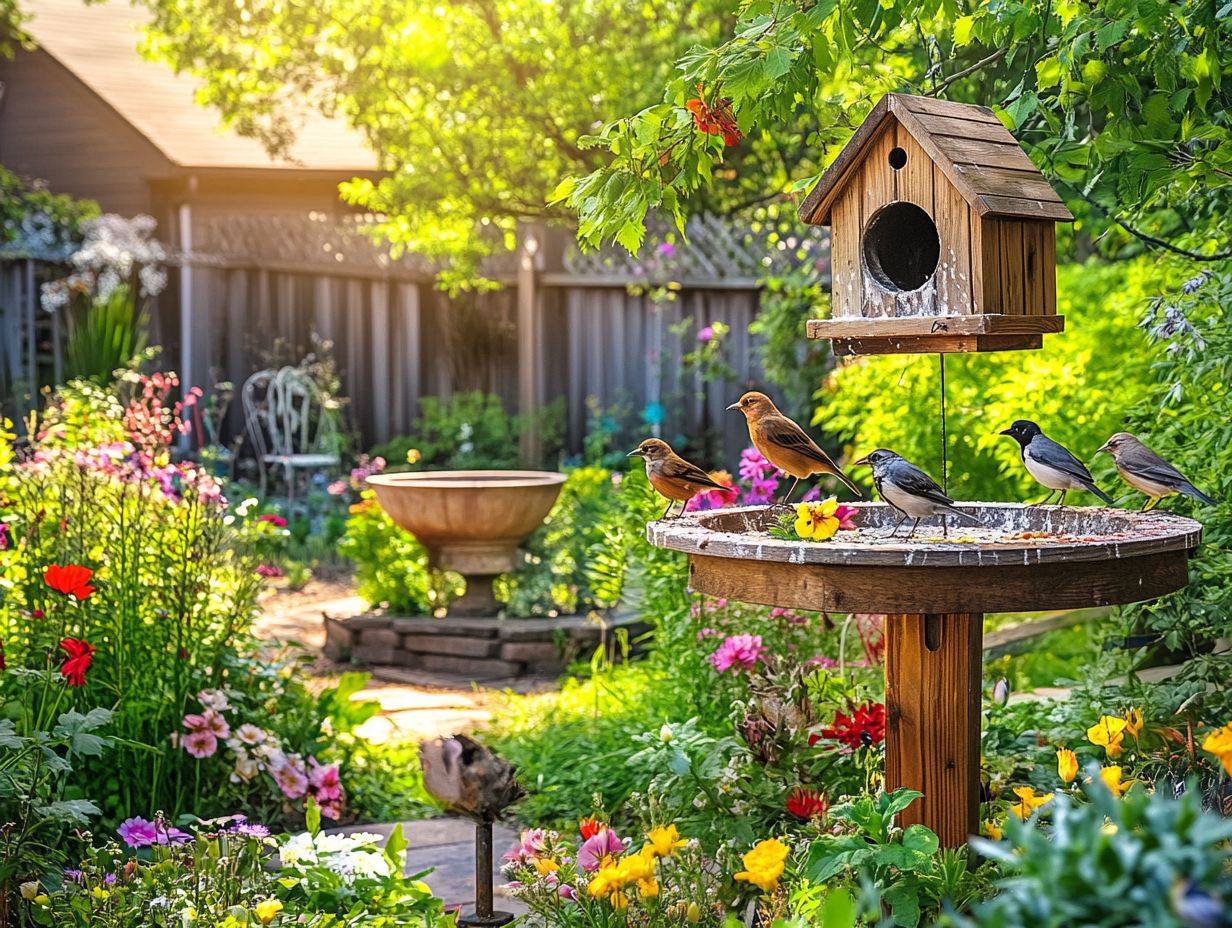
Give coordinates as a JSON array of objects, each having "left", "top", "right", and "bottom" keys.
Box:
[
  {"left": 44, "top": 564, "right": 96, "bottom": 601},
  {"left": 686, "top": 85, "right": 743, "bottom": 147}
]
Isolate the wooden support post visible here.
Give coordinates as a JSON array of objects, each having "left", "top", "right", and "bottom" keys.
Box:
[
  {"left": 516, "top": 224, "right": 543, "bottom": 466},
  {"left": 884, "top": 612, "right": 983, "bottom": 849}
]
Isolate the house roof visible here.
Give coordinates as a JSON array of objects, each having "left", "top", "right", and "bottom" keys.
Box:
[
  {"left": 798, "top": 93, "right": 1073, "bottom": 226},
  {"left": 23, "top": 0, "right": 379, "bottom": 173}
]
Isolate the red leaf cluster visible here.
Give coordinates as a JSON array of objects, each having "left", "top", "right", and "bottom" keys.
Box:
[{"left": 686, "top": 87, "right": 743, "bottom": 147}]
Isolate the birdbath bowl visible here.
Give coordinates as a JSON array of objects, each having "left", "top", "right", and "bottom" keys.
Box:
[
  {"left": 367, "top": 471, "right": 567, "bottom": 616},
  {"left": 648, "top": 502, "right": 1202, "bottom": 846}
]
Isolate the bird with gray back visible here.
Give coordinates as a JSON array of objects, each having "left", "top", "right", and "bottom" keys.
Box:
[
  {"left": 1098, "top": 432, "right": 1217, "bottom": 511},
  {"left": 853, "top": 449, "right": 982, "bottom": 538},
  {"left": 999, "top": 419, "right": 1114, "bottom": 506}
]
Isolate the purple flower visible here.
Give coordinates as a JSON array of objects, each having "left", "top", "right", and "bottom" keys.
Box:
[
  {"left": 708, "top": 634, "right": 767, "bottom": 674},
  {"left": 800, "top": 485, "right": 822, "bottom": 503},
  {"left": 62, "top": 870, "right": 84, "bottom": 883},
  {"left": 655, "top": 242, "right": 676, "bottom": 258},
  {"left": 503, "top": 828, "right": 550, "bottom": 864},
  {"left": 744, "top": 474, "right": 780, "bottom": 505},
  {"left": 0, "top": 523, "right": 8, "bottom": 551},
  {"left": 739, "top": 446, "right": 774, "bottom": 481},
  {"left": 229, "top": 821, "right": 271, "bottom": 839},
  {"left": 117, "top": 817, "right": 159, "bottom": 848},
  {"left": 559, "top": 884, "right": 577, "bottom": 901},
  {"left": 577, "top": 829, "right": 623, "bottom": 872},
  {"left": 104, "top": 873, "right": 117, "bottom": 885},
  {"left": 697, "top": 325, "right": 714, "bottom": 343}
]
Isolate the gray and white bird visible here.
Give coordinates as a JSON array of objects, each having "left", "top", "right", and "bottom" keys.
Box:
[
  {"left": 999, "top": 420, "right": 1114, "bottom": 506},
  {"left": 853, "top": 449, "right": 982, "bottom": 538},
  {"left": 1098, "top": 432, "right": 1217, "bottom": 511}
]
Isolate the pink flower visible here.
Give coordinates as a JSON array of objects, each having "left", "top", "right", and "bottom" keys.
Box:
[
  {"left": 696, "top": 627, "right": 718, "bottom": 641},
  {"left": 769, "top": 607, "right": 807, "bottom": 625},
  {"left": 272, "top": 760, "right": 309, "bottom": 799},
  {"left": 744, "top": 474, "right": 780, "bottom": 505},
  {"left": 0, "top": 523, "right": 8, "bottom": 551},
  {"left": 183, "top": 730, "right": 218, "bottom": 758},
  {"left": 184, "top": 709, "right": 230, "bottom": 739},
  {"left": 709, "top": 634, "right": 767, "bottom": 674},
  {"left": 806, "top": 654, "right": 839, "bottom": 669},
  {"left": 577, "top": 828, "right": 624, "bottom": 872},
  {"left": 559, "top": 884, "right": 577, "bottom": 901},
  {"left": 738, "top": 446, "right": 775, "bottom": 481},
  {"left": 257, "top": 514, "right": 287, "bottom": 528},
  {"left": 503, "top": 828, "right": 549, "bottom": 863},
  {"left": 117, "top": 817, "right": 159, "bottom": 847},
  {"left": 697, "top": 325, "right": 714, "bottom": 343},
  {"left": 834, "top": 503, "right": 858, "bottom": 531},
  {"left": 319, "top": 802, "right": 342, "bottom": 820},
  {"left": 327, "top": 480, "right": 348, "bottom": 496},
  {"left": 308, "top": 758, "right": 343, "bottom": 801},
  {"left": 256, "top": 563, "right": 283, "bottom": 578}
]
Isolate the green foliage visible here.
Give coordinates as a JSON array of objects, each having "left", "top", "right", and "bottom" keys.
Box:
[
  {"left": 0, "top": 167, "right": 97, "bottom": 260},
  {"left": 63, "top": 286, "right": 150, "bottom": 385},
  {"left": 370, "top": 392, "right": 565, "bottom": 471},
  {"left": 965, "top": 779, "right": 1232, "bottom": 928},
  {"left": 821, "top": 260, "right": 1157, "bottom": 502}
]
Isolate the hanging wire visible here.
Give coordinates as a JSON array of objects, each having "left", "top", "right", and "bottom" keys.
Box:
[{"left": 939, "top": 353, "right": 949, "bottom": 495}]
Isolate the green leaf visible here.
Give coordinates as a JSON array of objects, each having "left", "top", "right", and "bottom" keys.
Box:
[
  {"left": 821, "top": 887, "right": 857, "bottom": 928},
  {"left": 36, "top": 799, "right": 101, "bottom": 825},
  {"left": 1035, "top": 55, "right": 1062, "bottom": 90},
  {"left": 306, "top": 795, "right": 322, "bottom": 837},
  {"left": 384, "top": 823, "right": 408, "bottom": 871},
  {"left": 803, "top": 835, "right": 875, "bottom": 882},
  {"left": 901, "top": 824, "right": 939, "bottom": 855},
  {"left": 0, "top": 720, "right": 24, "bottom": 750},
  {"left": 882, "top": 788, "right": 924, "bottom": 818},
  {"left": 954, "top": 15, "right": 975, "bottom": 46}
]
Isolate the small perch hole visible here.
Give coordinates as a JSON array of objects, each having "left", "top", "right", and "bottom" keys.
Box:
[
  {"left": 888, "top": 147, "right": 908, "bottom": 170},
  {"left": 863, "top": 201, "right": 940, "bottom": 293}
]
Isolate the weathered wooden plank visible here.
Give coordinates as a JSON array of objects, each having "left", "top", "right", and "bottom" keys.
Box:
[
  {"left": 977, "top": 194, "right": 1074, "bottom": 222},
  {"left": 999, "top": 221, "right": 1027, "bottom": 315},
  {"left": 799, "top": 94, "right": 895, "bottom": 225},
  {"left": 892, "top": 93, "right": 1000, "bottom": 124},
  {"left": 1021, "top": 221, "right": 1046, "bottom": 316},
  {"left": 930, "top": 135, "right": 1039, "bottom": 172},
  {"left": 895, "top": 125, "right": 934, "bottom": 213},
  {"left": 908, "top": 112, "right": 1022, "bottom": 143},
  {"left": 975, "top": 217, "right": 1002, "bottom": 315},
  {"left": 1040, "top": 224, "right": 1058, "bottom": 315},
  {"left": 955, "top": 163, "right": 1066, "bottom": 204},
  {"left": 832, "top": 181, "right": 864, "bottom": 318},
  {"left": 885, "top": 612, "right": 983, "bottom": 849},
  {"left": 830, "top": 333, "right": 1043, "bottom": 356},
  {"left": 859, "top": 126, "right": 901, "bottom": 318},
  {"left": 932, "top": 163, "right": 973, "bottom": 315},
  {"left": 684, "top": 548, "right": 1192, "bottom": 614},
  {"left": 807, "top": 314, "right": 1064, "bottom": 339}
]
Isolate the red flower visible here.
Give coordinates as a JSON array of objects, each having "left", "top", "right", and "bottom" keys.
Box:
[
  {"left": 44, "top": 564, "right": 96, "bottom": 601},
  {"left": 786, "top": 787, "right": 829, "bottom": 820},
  {"left": 59, "top": 638, "right": 95, "bottom": 687},
  {"left": 686, "top": 85, "right": 743, "bottom": 147},
  {"left": 0, "top": 640, "right": 6, "bottom": 672},
  {"left": 579, "top": 817, "right": 603, "bottom": 841},
  {"left": 817, "top": 702, "right": 886, "bottom": 750}
]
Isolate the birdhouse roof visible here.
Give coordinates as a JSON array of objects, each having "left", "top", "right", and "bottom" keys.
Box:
[{"left": 798, "top": 93, "right": 1074, "bottom": 226}]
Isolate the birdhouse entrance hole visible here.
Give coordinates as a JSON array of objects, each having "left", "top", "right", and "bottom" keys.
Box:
[{"left": 862, "top": 201, "right": 940, "bottom": 293}]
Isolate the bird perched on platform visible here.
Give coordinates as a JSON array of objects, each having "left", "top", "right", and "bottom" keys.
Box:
[
  {"left": 628, "top": 438, "right": 731, "bottom": 520},
  {"left": 999, "top": 419, "right": 1114, "bottom": 506},
  {"left": 854, "top": 449, "right": 982, "bottom": 538},
  {"left": 1098, "top": 432, "right": 1217, "bottom": 511},
  {"left": 727, "top": 391, "right": 861, "bottom": 503}
]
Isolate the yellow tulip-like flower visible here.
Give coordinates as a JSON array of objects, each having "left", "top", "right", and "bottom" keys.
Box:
[
  {"left": 734, "top": 838, "right": 790, "bottom": 893},
  {"left": 794, "top": 499, "right": 840, "bottom": 541},
  {"left": 588, "top": 864, "right": 623, "bottom": 900},
  {"left": 531, "top": 857, "right": 560, "bottom": 877},
  {"left": 1123, "top": 708, "right": 1144, "bottom": 739},
  {"left": 638, "top": 878, "right": 660, "bottom": 898},
  {"left": 1087, "top": 716, "right": 1128, "bottom": 758},
  {"left": 1098, "top": 765, "right": 1132, "bottom": 797},
  {"left": 1202, "top": 722, "right": 1232, "bottom": 775},
  {"left": 255, "top": 899, "right": 284, "bottom": 925},
  {"left": 646, "top": 824, "right": 687, "bottom": 857},
  {"left": 686, "top": 902, "right": 701, "bottom": 924},
  {"left": 981, "top": 819, "right": 1003, "bottom": 840},
  {"left": 91, "top": 887, "right": 110, "bottom": 901},
  {"left": 1057, "top": 748, "right": 1079, "bottom": 784},
  {"left": 1009, "top": 786, "right": 1054, "bottom": 820}
]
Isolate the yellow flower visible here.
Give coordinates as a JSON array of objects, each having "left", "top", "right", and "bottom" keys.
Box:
[
  {"left": 794, "top": 499, "right": 840, "bottom": 541},
  {"left": 981, "top": 819, "right": 1003, "bottom": 840},
  {"left": 638, "top": 878, "right": 660, "bottom": 898},
  {"left": 19, "top": 883, "right": 38, "bottom": 902},
  {"left": 1202, "top": 722, "right": 1232, "bottom": 775},
  {"left": 1009, "top": 786, "right": 1054, "bottom": 820},
  {"left": 531, "top": 857, "right": 560, "bottom": 877},
  {"left": 406, "top": 448, "right": 422, "bottom": 464},
  {"left": 646, "top": 825, "right": 687, "bottom": 857},
  {"left": 734, "top": 838, "right": 790, "bottom": 893},
  {"left": 32, "top": 894, "right": 49, "bottom": 907},
  {"left": 1087, "top": 716, "right": 1128, "bottom": 758},
  {"left": 686, "top": 902, "right": 701, "bottom": 924},
  {"left": 255, "top": 899, "right": 284, "bottom": 925},
  {"left": 1123, "top": 708, "right": 1144, "bottom": 739},
  {"left": 91, "top": 887, "right": 110, "bottom": 901},
  {"left": 1057, "top": 748, "right": 1079, "bottom": 784},
  {"left": 1098, "top": 766, "right": 1132, "bottom": 797}
]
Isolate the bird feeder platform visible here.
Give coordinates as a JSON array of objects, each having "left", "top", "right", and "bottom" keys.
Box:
[{"left": 646, "top": 503, "right": 1201, "bottom": 847}]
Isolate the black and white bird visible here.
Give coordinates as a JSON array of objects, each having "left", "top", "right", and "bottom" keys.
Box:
[
  {"left": 999, "top": 420, "right": 1114, "bottom": 506},
  {"left": 854, "top": 449, "right": 982, "bottom": 538},
  {"left": 1098, "top": 432, "right": 1218, "bottom": 511}
]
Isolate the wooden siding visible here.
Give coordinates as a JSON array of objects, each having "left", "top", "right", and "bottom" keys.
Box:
[{"left": 0, "top": 49, "right": 171, "bottom": 215}]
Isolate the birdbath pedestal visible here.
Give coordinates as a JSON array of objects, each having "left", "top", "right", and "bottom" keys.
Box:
[{"left": 647, "top": 503, "right": 1202, "bottom": 847}]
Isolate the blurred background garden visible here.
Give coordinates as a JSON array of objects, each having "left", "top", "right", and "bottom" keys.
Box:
[{"left": 1, "top": 0, "right": 1232, "bottom": 924}]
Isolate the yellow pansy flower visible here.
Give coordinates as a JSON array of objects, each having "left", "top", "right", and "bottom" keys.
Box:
[
  {"left": 734, "top": 838, "right": 790, "bottom": 893},
  {"left": 1087, "top": 716, "right": 1128, "bottom": 758},
  {"left": 1123, "top": 708, "right": 1144, "bottom": 739},
  {"left": 1098, "top": 765, "right": 1132, "bottom": 797},
  {"left": 1057, "top": 748, "right": 1079, "bottom": 784},
  {"left": 981, "top": 819, "right": 1003, "bottom": 840},
  {"left": 794, "top": 499, "right": 840, "bottom": 541},
  {"left": 1009, "top": 786, "right": 1054, "bottom": 820},
  {"left": 1202, "top": 722, "right": 1232, "bottom": 775},
  {"left": 255, "top": 899, "right": 284, "bottom": 925},
  {"left": 531, "top": 857, "right": 560, "bottom": 877},
  {"left": 646, "top": 824, "right": 687, "bottom": 857}
]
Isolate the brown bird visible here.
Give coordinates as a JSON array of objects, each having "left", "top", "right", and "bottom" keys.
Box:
[
  {"left": 628, "top": 437, "right": 731, "bottom": 519},
  {"left": 728, "top": 391, "right": 862, "bottom": 502},
  {"left": 1097, "top": 432, "right": 1217, "bottom": 511}
]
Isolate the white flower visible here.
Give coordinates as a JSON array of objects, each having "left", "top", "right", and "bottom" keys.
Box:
[
  {"left": 197, "top": 689, "right": 231, "bottom": 712},
  {"left": 234, "top": 723, "right": 266, "bottom": 745},
  {"left": 279, "top": 832, "right": 319, "bottom": 867}
]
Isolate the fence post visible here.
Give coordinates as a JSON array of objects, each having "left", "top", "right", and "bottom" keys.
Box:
[{"left": 516, "top": 223, "right": 544, "bottom": 466}]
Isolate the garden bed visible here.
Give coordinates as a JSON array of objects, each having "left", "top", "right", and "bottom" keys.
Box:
[{"left": 324, "top": 610, "right": 651, "bottom": 680}]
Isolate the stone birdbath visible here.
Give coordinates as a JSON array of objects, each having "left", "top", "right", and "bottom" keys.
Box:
[
  {"left": 647, "top": 503, "right": 1202, "bottom": 847},
  {"left": 366, "top": 470, "right": 566, "bottom": 616}
]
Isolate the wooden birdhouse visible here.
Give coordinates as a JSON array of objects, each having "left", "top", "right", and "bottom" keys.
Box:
[{"left": 799, "top": 93, "right": 1073, "bottom": 356}]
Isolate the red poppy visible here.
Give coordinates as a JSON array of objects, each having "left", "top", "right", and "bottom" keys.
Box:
[
  {"left": 685, "top": 85, "right": 743, "bottom": 147},
  {"left": 59, "top": 638, "right": 95, "bottom": 687},
  {"left": 786, "top": 787, "right": 829, "bottom": 820},
  {"left": 817, "top": 702, "right": 886, "bottom": 750},
  {"left": 579, "top": 817, "right": 602, "bottom": 840},
  {"left": 44, "top": 564, "right": 96, "bottom": 601}
]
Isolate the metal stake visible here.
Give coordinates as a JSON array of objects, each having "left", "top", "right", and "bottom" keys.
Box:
[{"left": 459, "top": 820, "right": 513, "bottom": 928}]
